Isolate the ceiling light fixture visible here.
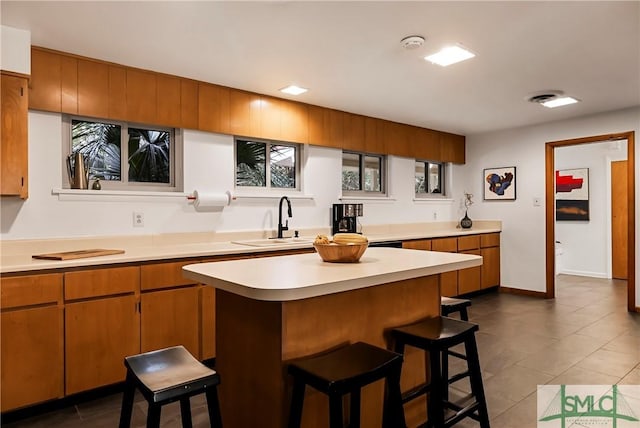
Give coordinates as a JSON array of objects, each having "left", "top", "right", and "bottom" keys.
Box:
[
  {"left": 541, "top": 96, "right": 580, "bottom": 108},
  {"left": 526, "top": 91, "right": 580, "bottom": 108},
  {"left": 401, "top": 35, "right": 425, "bottom": 50},
  {"left": 425, "top": 44, "right": 475, "bottom": 67},
  {"left": 280, "top": 85, "right": 308, "bottom": 96}
]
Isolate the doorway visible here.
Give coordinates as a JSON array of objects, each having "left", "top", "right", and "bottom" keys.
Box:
[{"left": 545, "top": 131, "right": 636, "bottom": 312}]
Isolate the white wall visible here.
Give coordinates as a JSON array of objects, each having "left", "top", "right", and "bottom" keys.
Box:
[
  {"left": 459, "top": 106, "right": 640, "bottom": 307},
  {"left": 0, "top": 111, "right": 457, "bottom": 240},
  {"left": 555, "top": 141, "right": 627, "bottom": 278},
  {"left": 0, "top": 25, "right": 30, "bottom": 74}
]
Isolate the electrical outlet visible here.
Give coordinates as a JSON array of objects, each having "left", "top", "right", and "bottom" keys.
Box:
[
  {"left": 133, "top": 211, "right": 144, "bottom": 227},
  {"left": 433, "top": 212, "right": 437, "bottom": 220}
]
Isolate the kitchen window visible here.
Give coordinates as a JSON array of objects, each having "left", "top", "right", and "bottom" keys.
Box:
[
  {"left": 63, "top": 116, "right": 182, "bottom": 191},
  {"left": 415, "top": 160, "right": 445, "bottom": 196},
  {"left": 342, "top": 151, "right": 386, "bottom": 195},
  {"left": 235, "top": 138, "right": 300, "bottom": 190}
]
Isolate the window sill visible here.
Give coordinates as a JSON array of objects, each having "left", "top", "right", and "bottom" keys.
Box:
[
  {"left": 52, "top": 188, "right": 189, "bottom": 202},
  {"left": 413, "top": 197, "right": 454, "bottom": 204},
  {"left": 233, "top": 192, "right": 315, "bottom": 201},
  {"left": 339, "top": 195, "right": 397, "bottom": 202}
]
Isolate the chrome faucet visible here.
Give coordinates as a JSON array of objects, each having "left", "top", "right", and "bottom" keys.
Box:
[{"left": 277, "top": 196, "right": 292, "bottom": 238}]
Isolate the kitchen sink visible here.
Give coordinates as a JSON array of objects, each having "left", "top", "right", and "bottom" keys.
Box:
[{"left": 231, "top": 238, "right": 315, "bottom": 247}]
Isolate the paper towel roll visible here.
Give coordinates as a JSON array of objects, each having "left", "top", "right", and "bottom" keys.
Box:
[{"left": 192, "top": 190, "right": 232, "bottom": 212}]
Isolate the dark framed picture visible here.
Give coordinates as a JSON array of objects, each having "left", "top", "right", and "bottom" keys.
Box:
[
  {"left": 483, "top": 167, "right": 516, "bottom": 200},
  {"left": 555, "top": 168, "right": 589, "bottom": 221}
]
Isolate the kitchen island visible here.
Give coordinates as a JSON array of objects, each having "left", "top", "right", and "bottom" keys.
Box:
[{"left": 183, "top": 247, "right": 482, "bottom": 428}]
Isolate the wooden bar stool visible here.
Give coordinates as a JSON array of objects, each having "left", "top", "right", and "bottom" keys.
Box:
[
  {"left": 391, "top": 317, "right": 490, "bottom": 428},
  {"left": 287, "top": 341, "right": 406, "bottom": 428},
  {"left": 441, "top": 296, "right": 472, "bottom": 321},
  {"left": 118, "top": 345, "right": 223, "bottom": 428}
]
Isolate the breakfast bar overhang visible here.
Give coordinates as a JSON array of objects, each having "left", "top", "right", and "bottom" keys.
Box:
[{"left": 183, "top": 247, "right": 482, "bottom": 428}]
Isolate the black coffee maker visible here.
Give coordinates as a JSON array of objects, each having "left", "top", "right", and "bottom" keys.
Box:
[{"left": 332, "top": 203, "right": 363, "bottom": 234}]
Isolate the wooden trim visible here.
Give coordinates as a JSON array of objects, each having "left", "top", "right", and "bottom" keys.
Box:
[
  {"left": 499, "top": 286, "right": 546, "bottom": 298},
  {"left": 545, "top": 131, "right": 636, "bottom": 312},
  {"left": 0, "top": 70, "right": 30, "bottom": 79}
]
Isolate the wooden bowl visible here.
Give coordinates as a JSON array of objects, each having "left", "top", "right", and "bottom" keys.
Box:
[{"left": 313, "top": 242, "right": 368, "bottom": 263}]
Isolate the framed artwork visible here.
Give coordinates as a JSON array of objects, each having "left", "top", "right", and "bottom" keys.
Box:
[
  {"left": 555, "top": 168, "right": 589, "bottom": 221},
  {"left": 483, "top": 167, "right": 516, "bottom": 200}
]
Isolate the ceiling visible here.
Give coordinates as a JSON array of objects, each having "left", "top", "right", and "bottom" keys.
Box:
[{"left": 2, "top": 1, "right": 639, "bottom": 136}]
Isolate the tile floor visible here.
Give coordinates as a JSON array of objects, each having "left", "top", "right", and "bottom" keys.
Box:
[{"left": 2, "top": 274, "right": 638, "bottom": 427}]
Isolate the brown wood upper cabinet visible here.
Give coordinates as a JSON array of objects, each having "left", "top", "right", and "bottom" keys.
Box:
[
  {"left": 29, "top": 48, "right": 61, "bottom": 112},
  {"left": 308, "top": 105, "right": 343, "bottom": 148},
  {"left": 229, "top": 89, "right": 261, "bottom": 138},
  {"left": 126, "top": 69, "right": 157, "bottom": 125},
  {"left": 1, "top": 73, "right": 29, "bottom": 198},
  {"left": 27, "top": 46, "right": 466, "bottom": 162}
]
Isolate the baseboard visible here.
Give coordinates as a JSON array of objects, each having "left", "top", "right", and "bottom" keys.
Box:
[
  {"left": 498, "top": 286, "right": 546, "bottom": 298},
  {"left": 556, "top": 269, "right": 608, "bottom": 278}
]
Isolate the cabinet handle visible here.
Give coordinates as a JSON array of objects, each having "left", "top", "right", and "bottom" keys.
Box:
[{"left": 20, "top": 87, "right": 24, "bottom": 97}]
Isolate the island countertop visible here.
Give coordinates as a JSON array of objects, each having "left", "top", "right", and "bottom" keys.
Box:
[{"left": 182, "top": 247, "right": 482, "bottom": 301}]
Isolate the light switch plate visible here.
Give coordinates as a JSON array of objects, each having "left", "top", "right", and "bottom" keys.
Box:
[{"left": 533, "top": 197, "right": 541, "bottom": 207}]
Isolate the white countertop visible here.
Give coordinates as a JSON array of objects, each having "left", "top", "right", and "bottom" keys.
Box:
[
  {"left": 0, "top": 221, "right": 500, "bottom": 273},
  {"left": 182, "top": 247, "right": 483, "bottom": 301}
]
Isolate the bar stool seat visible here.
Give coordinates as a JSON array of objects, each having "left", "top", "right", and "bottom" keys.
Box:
[
  {"left": 118, "top": 345, "right": 222, "bottom": 428},
  {"left": 392, "top": 317, "right": 490, "bottom": 428},
  {"left": 441, "top": 296, "right": 472, "bottom": 321},
  {"left": 287, "top": 341, "right": 406, "bottom": 428}
]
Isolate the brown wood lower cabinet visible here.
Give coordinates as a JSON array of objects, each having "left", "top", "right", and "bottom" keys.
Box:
[
  {"left": 1, "top": 306, "right": 63, "bottom": 411},
  {"left": 0, "top": 273, "right": 63, "bottom": 412},
  {"left": 140, "top": 286, "right": 200, "bottom": 356},
  {"left": 405, "top": 233, "right": 500, "bottom": 297},
  {"left": 65, "top": 294, "right": 140, "bottom": 395}
]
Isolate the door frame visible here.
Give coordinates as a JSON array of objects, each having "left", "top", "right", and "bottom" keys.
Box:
[{"left": 545, "top": 131, "right": 636, "bottom": 311}]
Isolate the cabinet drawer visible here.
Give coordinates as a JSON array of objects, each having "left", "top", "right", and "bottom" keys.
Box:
[
  {"left": 457, "top": 235, "right": 480, "bottom": 251},
  {"left": 65, "top": 266, "right": 139, "bottom": 300},
  {"left": 481, "top": 233, "right": 501, "bottom": 248},
  {"left": 1, "top": 274, "right": 63, "bottom": 309},
  {"left": 431, "top": 237, "right": 457, "bottom": 252},
  {"left": 141, "top": 261, "right": 200, "bottom": 291}
]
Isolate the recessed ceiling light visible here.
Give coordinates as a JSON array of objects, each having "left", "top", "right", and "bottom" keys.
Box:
[
  {"left": 425, "top": 45, "right": 475, "bottom": 67},
  {"left": 541, "top": 96, "right": 580, "bottom": 108},
  {"left": 280, "top": 85, "right": 308, "bottom": 96}
]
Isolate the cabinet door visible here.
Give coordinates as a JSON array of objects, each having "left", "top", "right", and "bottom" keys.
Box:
[
  {"left": 29, "top": 48, "right": 61, "bottom": 112},
  {"left": 440, "top": 271, "right": 458, "bottom": 297},
  {"left": 229, "top": 89, "right": 261, "bottom": 137},
  {"left": 65, "top": 295, "right": 140, "bottom": 394},
  {"left": 1, "top": 306, "right": 64, "bottom": 411},
  {"left": 108, "top": 66, "right": 127, "bottom": 120},
  {"left": 481, "top": 246, "right": 500, "bottom": 289},
  {"left": 200, "top": 285, "right": 216, "bottom": 360},
  {"left": 180, "top": 79, "right": 199, "bottom": 130},
  {"left": 457, "top": 235, "right": 480, "bottom": 251},
  {"left": 343, "top": 113, "right": 365, "bottom": 152},
  {"left": 308, "top": 105, "right": 343, "bottom": 148},
  {"left": 384, "top": 121, "right": 411, "bottom": 158},
  {"left": 140, "top": 287, "right": 200, "bottom": 356},
  {"left": 127, "top": 69, "right": 157, "bottom": 124},
  {"left": 364, "top": 117, "right": 385, "bottom": 154},
  {"left": 440, "top": 132, "right": 465, "bottom": 164},
  {"left": 60, "top": 55, "right": 78, "bottom": 114},
  {"left": 414, "top": 128, "right": 441, "bottom": 161},
  {"left": 458, "top": 249, "right": 481, "bottom": 294},
  {"left": 1, "top": 73, "right": 29, "bottom": 198},
  {"left": 280, "top": 99, "right": 308, "bottom": 143},
  {"left": 260, "top": 95, "right": 282, "bottom": 140},
  {"left": 78, "top": 59, "right": 109, "bottom": 118},
  {"left": 157, "top": 74, "right": 181, "bottom": 127},
  {"left": 198, "top": 82, "right": 230, "bottom": 134}
]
